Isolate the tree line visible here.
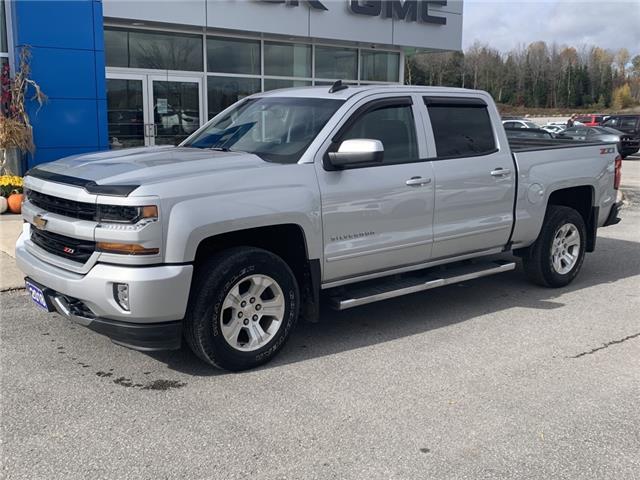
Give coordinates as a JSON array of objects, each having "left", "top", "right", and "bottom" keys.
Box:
[{"left": 406, "top": 41, "right": 640, "bottom": 111}]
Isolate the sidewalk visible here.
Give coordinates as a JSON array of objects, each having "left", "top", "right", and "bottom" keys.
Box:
[{"left": 0, "top": 214, "right": 24, "bottom": 291}]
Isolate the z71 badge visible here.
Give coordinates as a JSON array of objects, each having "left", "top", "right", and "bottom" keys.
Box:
[{"left": 600, "top": 147, "right": 616, "bottom": 154}]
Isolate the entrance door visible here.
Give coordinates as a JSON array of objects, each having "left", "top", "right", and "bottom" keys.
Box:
[
  {"left": 106, "top": 74, "right": 147, "bottom": 149},
  {"left": 148, "top": 75, "right": 204, "bottom": 146},
  {"left": 106, "top": 72, "right": 204, "bottom": 148}
]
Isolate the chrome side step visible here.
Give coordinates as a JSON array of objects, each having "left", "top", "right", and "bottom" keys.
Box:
[{"left": 328, "top": 260, "right": 516, "bottom": 310}]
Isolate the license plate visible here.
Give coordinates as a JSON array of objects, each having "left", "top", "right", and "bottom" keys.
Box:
[{"left": 25, "top": 279, "right": 53, "bottom": 312}]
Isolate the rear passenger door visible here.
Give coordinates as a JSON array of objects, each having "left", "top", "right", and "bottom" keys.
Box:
[{"left": 423, "top": 96, "right": 516, "bottom": 259}]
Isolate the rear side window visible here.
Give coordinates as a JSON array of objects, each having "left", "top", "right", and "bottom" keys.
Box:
[
  {"left": 621, "top": 117, "right": 639, "bottom": 130},
  {"left": 425, "top": 97, "right": 496, "bottom": 158}
]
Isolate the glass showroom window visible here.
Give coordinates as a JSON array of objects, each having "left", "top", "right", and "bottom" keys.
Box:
[
  {"left": 104, "top": 28, "right": 203, "bottom": 71},
  {"left": 207, "top": 36, "right": 260, "bottom": 75},
  {"left": 314, "top": 46, "right": 358, "bottom": 81},
  {"left": 264, "top": 41, "right": 311, "bottom": 78},
  {"left": 360, "top": 50, "right": 400, "bottom": 83},
  {"left": 0, "top": 0, "right": 8, "bottom": 62},
  {"left": 264, "top": 79, "right": 312, "bottom": 91},
  {"left": 207, "top": 76, "right": 261, "bottom": 119}
]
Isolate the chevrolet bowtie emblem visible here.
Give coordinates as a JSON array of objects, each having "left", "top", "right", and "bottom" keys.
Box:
[{"left": 32, "top": 214, "right": 48, "bottom": 230}]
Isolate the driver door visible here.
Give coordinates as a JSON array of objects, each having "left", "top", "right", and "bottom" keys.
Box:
[{"left": 315, "top": 95, "right": 435, "bottom": 283}]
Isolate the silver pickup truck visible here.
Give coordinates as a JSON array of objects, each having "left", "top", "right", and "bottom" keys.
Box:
[{"left": 16, "top": 85, "right": 623, "bottom": 370}]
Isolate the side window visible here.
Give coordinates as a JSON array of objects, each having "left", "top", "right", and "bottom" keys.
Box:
[
  {"left": 340, "top": 103, "right": 418, "bottom": 165},
  {"left": 425, "top": 98, "right": 497, "bottom": 158},
  {"left": 503, "top": 122, "right": 516, "bottom": 129},
  {"left": 621, "top": 117, "right": 637, "bottom": 130}
]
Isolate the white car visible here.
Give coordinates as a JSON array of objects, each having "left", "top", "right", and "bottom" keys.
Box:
[
  {"left": 502, "top": 119, "right": 540, "bottom": 130},
  {"left": 541, "top": 125, "right": 565, "bottom": 134}
]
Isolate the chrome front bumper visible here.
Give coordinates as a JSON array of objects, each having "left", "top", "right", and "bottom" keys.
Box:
[{"left": 16, "top": 231, "right": 193, "bottom": 325}]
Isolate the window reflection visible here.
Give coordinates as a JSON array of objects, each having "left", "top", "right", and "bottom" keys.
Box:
[
  {"left": 208, "top": 76, "right": 261, "bottom": 119},
  {"left": 264, "top": 78, "right": 311, "bottom": 91},
  {"left": 360, "top": 50, "right": 400, "bottom": 82},
  {"left": 264, "top": 42, "right": 311, "bottom": 78},
  {"left": 315, "top": 46, "right": 358, "bottom": 80},
  {"left": 0, "top": 0, "right": 7, "bottom": 53},
  {"left": 104, "top": 28, "right": 203, "bottom": 71},
  {"left": 208, "top": 37, "right": 260, "bottom": 75}
]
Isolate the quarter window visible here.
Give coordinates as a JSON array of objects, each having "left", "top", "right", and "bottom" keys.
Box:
[
  {"left": 341, "top": 103, "right": 418, "bottom": 165},
  {"left": 426, "top": 99, "right": 496, "bottom": 158}
]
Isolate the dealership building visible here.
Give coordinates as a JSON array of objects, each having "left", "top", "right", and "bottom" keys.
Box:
[{"left": 1, "top": 0, "right": 463, "bottom": 168}]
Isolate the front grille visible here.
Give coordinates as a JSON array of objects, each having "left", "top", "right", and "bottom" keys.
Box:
[
  {"left": 31, "top": 228, "right": 96, "bottom": 263},
  {"left": 27, "top": 189, "right": 97, "bottom": 221}
]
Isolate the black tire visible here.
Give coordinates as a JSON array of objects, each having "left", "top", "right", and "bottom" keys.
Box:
[
  {"left": 184, "top": 247, "right": 300, "bottom": 371},
  {"left": 522, "top": 205, "right": 587, "bottom": 288}
]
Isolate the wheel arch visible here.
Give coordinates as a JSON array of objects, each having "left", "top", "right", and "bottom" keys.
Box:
[
  {"left": 192, "top": 224, "right": 321, "bottom": 321},
  {"left": 546, "top": 185, "right": 597, "bottom": 252}
]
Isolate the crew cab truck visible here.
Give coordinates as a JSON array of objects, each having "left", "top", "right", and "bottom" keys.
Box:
[{"left": 16, "top": 85, "right": 624, "bottom": 371}]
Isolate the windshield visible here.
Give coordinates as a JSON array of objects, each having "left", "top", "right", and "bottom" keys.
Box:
[{"left": 185, "top": 97, "right": 344, "bottom": 163}]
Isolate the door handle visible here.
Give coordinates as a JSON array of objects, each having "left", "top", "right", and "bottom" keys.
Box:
[
  {"left": 405, "top": 176, "right": 432, "bottom": 187},
  {"left": 490, "top": 168, "right": 511, "bottom": 177}
]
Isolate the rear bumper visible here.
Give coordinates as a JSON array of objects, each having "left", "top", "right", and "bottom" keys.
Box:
[{"left": 603, "top": 201, "right": 623, "bottom": 227}]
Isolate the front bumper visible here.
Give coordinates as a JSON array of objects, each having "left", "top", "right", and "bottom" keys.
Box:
[{"left": 16, "top": 232, "right": 193, "bottom": 350}]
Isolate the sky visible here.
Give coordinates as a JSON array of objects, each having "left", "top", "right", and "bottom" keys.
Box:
[{"left": 462, "top": 0, "right": 640, "bottom": 57}]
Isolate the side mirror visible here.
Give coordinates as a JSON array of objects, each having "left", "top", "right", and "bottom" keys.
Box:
[{"left": 327, "top": 139, "right": 384, "bottom": 169}]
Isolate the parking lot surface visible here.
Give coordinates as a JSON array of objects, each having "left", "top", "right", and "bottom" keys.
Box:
[{"left": 1, "top": 159, "right": 639, "bottom": 479}]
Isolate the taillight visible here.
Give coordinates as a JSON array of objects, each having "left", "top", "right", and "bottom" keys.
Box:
[{"left": 614, "top": 155, "right": 622, "bottom": 190}]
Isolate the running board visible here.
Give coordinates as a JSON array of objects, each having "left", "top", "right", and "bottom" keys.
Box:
[{"left": 328, "top": 260, "right": 516, "bottom": 310}]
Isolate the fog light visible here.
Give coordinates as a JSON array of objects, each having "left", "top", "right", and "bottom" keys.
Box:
[{"left": 114, "top": 283, "right": 130, "bottom": 311}]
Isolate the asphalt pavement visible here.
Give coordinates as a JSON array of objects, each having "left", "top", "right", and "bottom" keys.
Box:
[{"left": 1, "top": 158, "right": 639, "bottom": 479}]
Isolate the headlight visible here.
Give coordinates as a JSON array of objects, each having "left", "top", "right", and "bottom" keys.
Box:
[{"left": 96, "top": 205, "right": 158, "bottom": 224}]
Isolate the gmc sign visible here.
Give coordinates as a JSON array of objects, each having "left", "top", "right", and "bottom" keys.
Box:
[{"left": 261, "top": 0, "right": 448, "bottom": 25}]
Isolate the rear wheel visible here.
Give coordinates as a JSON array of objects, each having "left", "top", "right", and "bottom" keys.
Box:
[
  {"left": 184, "top": 247, "right": 300, "bottom": 371},
  {"left": 522, "top": 206, "right": 587, "bottom": 288}
]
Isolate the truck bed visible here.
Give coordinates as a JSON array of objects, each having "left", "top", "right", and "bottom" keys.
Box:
[{"left": 508, "top": 137, "right": 608, "bottom": 152}]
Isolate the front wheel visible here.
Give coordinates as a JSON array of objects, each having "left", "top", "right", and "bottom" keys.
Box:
[
  {"left": 522, "top": 206, "right": 587, "bottom": 288},
  {"left": 184, "top": 247, "right": 300, "bottom": 371}
]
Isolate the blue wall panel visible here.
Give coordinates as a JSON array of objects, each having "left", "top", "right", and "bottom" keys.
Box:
[
  {"left": 11, "top": 0, "right": 109, "bottom": 168},
  {"left": 28, "top": 47, "right": 98, "bottom": 99},
  {"left": 12, "top": 1, "right": 96, "bottom": 50},
  {"left": 27, "top": 99, "right": 100, "bottom": 148}
]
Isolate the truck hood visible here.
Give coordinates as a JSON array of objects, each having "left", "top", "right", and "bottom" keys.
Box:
[{"left": 29, "top": 146, "right": 275, "bottom": 192}]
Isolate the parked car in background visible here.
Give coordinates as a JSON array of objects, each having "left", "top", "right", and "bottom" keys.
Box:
[
  {"left": 573, "top": 114, "right": 606, "bottom": 127},
  {"left": 502, "top": 119, "right": 540, "bottom": 129},
  {"left": 505, "top": 127, "right": 554, "bottom": 139},
  {"left": 541, "top": 124, "right": 565, "bottom": 135},
  {"left": 601, "top": 115, "right": 640, "bottom": 156},
  {"left": 557, "top": 125, "right": 638, "bottom": 158}
]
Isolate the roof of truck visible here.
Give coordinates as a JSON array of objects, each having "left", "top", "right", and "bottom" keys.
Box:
[{"left": 256, "top": 85, "right": 486, "bottom": 100}]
